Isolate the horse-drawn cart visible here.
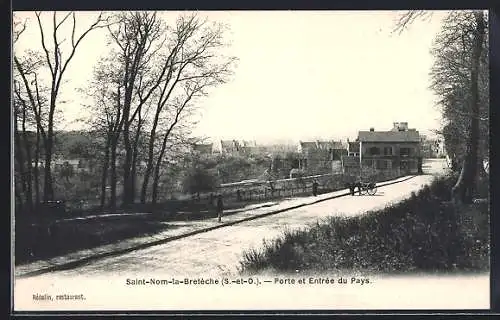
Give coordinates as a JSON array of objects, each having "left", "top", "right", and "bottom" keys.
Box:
[{"left": 345, "top": 181, "right": 378, "bottom": 196}]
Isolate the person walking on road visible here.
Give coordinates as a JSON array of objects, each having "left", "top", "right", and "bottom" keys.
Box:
[
  {"left": 312, "top": 180, "right": 319, "bottom": 197},
  {"left": 216, "top": 194, "right": 224, "bottom": 223}
]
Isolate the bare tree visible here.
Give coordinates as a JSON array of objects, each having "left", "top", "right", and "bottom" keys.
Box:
[
  {"left": 13, "top": 45, "right": 49, "bottom": 212},
  {"left": 106, "top": 11, "right": 165, "bottom": 206},
  {"left": 140, "top": 14, "right": 236, "bottom": 204},
  {"left": 81, "top": 55, "right": 125, "bottom": 209},
  {"left": 83, "top": 12, "right": 235, "bottom": 207},
  {"left": 14, "top": 11, "right": 110, "bottom": 202}
]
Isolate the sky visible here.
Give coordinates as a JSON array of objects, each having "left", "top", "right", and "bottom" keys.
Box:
[{"left": 13, "top": 10, "right": 449, "bottom": 144}]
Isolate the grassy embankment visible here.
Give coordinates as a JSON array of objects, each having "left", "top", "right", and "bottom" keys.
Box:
[
  {"left": 239, "top": 173, "right": 490, "bottom": 274},
  {"left": 15, "top": 199, "right": 263, "bottom": 265}
]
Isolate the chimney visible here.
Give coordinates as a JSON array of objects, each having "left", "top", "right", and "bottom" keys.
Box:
[{"left": 369, "top": 127, "right": 374, "bottom": 132}]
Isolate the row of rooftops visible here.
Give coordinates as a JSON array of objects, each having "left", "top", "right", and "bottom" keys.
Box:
[{"left": 193, "top": 122, "right": 421, "bottom": 154}]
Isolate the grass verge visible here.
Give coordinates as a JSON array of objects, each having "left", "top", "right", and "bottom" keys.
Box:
[
  {"left": 239, "top": 173, "right": 490, "bottom": 275},
  {"left": 14, "top": 215, "right": 172, "bottom": 265}
]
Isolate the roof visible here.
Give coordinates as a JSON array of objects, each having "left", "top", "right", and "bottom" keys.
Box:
[
  {"left": 358, "top": 130, "right": 420, "bottom": 142},
  {"left": 299, "top": 141, "right": 317, "bottom": 149},
  {"left": 317, "top": 140, "right": 344, "bottom": 150},
  {"left": 220, "top": 140, "right": 238, "bottom": 150},
  {"left": 330, "top": 141, "right": 345, "bottom": 149},
  {"left": 241, "top": 140, "right": 257, "bottom": 147},
  {"left": 300, "top": 140, "right": 346, "bottom": 150},
  {"left": 193, "top": 143, "right": 213, "bottom": 152},
  {"left": 348, "top": 141, "right": 360, "bottom": 152}
]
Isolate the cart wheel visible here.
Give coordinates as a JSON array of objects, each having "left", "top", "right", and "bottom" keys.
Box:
[
  {"left": 359, "top": 186, "right": 368, "bottom": 196},
  {"left": 367, "top": 185, "right": 377, "bottom": 195}
]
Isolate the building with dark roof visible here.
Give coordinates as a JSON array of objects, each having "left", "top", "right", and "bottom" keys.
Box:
[
  {"left": 342, "top": 122, "right": 422, "bottom": 176},
  {"left": 297, "top": 140, "right": 347, "bottom": 174},
  {"left": 192, "top": 143, "right": 214, "bottom": 155},
  {"left": 347, "top": 140, "right": 360, "bottom": 157}
]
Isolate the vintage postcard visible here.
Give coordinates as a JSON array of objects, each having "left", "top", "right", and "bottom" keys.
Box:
[{"left": 12, "top": 10, "right": 490, "bottom": 312}]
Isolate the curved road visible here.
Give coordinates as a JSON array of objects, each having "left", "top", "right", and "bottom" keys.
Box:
[{"left": 22, "top": 159, "right": 447, "bottom": 279}]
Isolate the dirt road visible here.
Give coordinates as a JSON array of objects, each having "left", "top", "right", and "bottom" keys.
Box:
[{"left": 28, "top": 174, "right": 435, "bottom": 278}]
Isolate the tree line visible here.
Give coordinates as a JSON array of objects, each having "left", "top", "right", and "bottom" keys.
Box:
[
  {"left": 13, "top": 11, "right": 237, "bottom": 213},
  {"left": 396, "top": 10, "right": 489, "bottom": 204}
]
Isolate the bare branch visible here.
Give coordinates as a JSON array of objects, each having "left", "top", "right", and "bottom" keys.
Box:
[
  {"left": 13, "top": 56, "right": 47, "bottom": 139},
  {"left": 35, "top": 11, "right": 54, "bottom": 75},
  {"left": 392, "top": 10, "right": 432, "bottom": 35},
  {"left": 13, "top": 18, "right": 27, "bottom": 43},
  {"left": 58, "top": 12, "right": 110, "bottom": 79},
  {"left": 71, "top": 12, "right": 76, "bottom": 47},
  {"left": 55, "top": 11, "right": 72, "bottom": 31}
]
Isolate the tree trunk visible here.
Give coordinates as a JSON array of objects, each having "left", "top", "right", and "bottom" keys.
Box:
[
  {"left": 15, "top": 181, "right": 24, "bottom": 213},
  {"left": 151, "top": 134, "right": 169, "bottom": 205},
  {"left": 120, "top": 51, "right": 145, "bottom": 206},
  {"left": 34, "top": 125, "right": 40, "bottom": 205},
  {"left": 140, "top": 160, "right": 151, "bottom": 204},
  {"left": 100, "top": 132, "right": 111, "bottom": 209},
  {"left": 151, "top": 165, "right": 162, "bottom": 205},
  {"left": 43, "top": 137, "right": 54, "bottom": 201},
  {"left": 109, "top": 134, "right": 119, "bottom": 210},
  {"left": 130, "top": 119, "right": 142, "bottom": 203},
  {"left": 14, "top": 115, "right": 27, "bottom": 209},
  {"left": 451, "top": 11, "right": 485, "bottom": 204},
  {"left": 43, "top": 86, "right": 58, "bottom": 202},
  {"left": 21, "top": 107, "right": 33, "bottom": 211},
  {"left": 140, "top": 121, "right": 160, "bottom": 204},
  {"left": 122, "top": 114, "right": 133, "bottom": 206}
]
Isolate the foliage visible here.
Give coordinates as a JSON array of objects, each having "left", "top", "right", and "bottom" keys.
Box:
[
  {"left": 430, "top": 11, "right": 489, "bottom": 168},
  {"left": 216, "top": 154, "right": 270, "bottom": 183},
  {"left": 182, "top": 167, "right": 219, "bottom": 195}
]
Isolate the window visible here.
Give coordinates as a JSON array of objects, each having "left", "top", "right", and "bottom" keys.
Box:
[
  {"left": 383, "top": 147, "right": 392, "bottom": 155},
  {"left": 362, "top": 159, "right": 373, "bottom": 167},
  {"left": 400, "top": 148, "right": 412, "bottom": 156},
  {"left": 369, "top": 147, "right": 380, "bottom": 155},
  {"left": 377, "top": 160, "right": 389, "bottom": 169}
]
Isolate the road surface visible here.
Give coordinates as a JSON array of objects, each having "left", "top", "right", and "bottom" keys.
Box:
[{"left": 16, "top": 159, "right": 447, "bottom": 279}]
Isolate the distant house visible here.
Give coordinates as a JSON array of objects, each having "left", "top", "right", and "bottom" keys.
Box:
[
  {"left": 343, "top": 122, "right": 422, "bottom": 176},
  {"left": 215, "top": 140, "right": 241, "bottom": 154},
  {"left": 53, "top": 159, "right": 80, "bottom": 171},
  {"left": 239, "top": 140, "right": 258, "bottom": 154},
  {"left": 420, "top": 135, "right": 446, "bottom": 158},
  {"left": 347, "top": 140, "right": 360, "bottom": 157},
  {"left": 192, "top": 143, "right": 214, "bottom": 155},
  {"left": 298, "top": 140, "right": 347, "bottom": 174}
]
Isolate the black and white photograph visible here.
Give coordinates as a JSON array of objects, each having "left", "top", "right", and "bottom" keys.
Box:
[{"left": 12, "top": 10, "right": 490, "bottom": 311}]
